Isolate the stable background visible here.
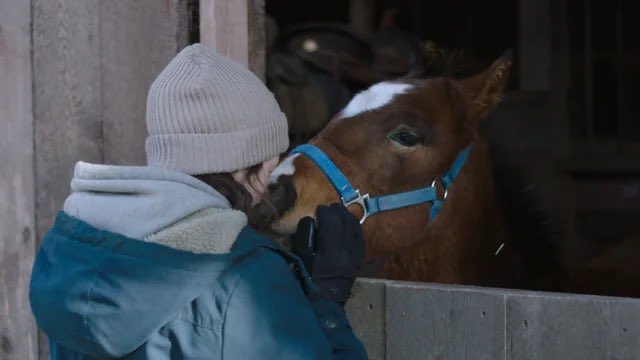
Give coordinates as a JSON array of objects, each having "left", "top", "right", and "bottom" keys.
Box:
[{"left": 1, "top": 0, "right": 639, "bottom": 359}]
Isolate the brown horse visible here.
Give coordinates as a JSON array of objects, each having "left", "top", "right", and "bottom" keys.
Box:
[{"left": 265, "top": 51, "right": 564, "bottom": 291}]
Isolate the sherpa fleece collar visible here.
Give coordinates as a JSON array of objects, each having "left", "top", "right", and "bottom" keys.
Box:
[
  {"left": 63, "top": 162, "right": 238, "bottom": 247},
  {"left": 144, "top": 207, "right": 247, "bottom": 254}
]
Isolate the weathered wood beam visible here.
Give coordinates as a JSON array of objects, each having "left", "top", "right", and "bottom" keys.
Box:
[
  {"left": 200, "top": 0, "right": 250, "bottom": 67},
  {"left": 0, "top": 1, "right": 38, "bottom": 359},
  {"left": 100, "top": 0, "right": 190, "bottom": 165},
  {"left": 199, "top": 0, "right": 266, "bottom": 78},
  {"left": 350, "top": 0, "right": 375, "bottom": 37}
]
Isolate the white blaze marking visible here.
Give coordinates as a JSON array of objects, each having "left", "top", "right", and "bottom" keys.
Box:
[
  {"left": 269, "top": 154, "right": 299, "bottom": 184},
  {"left": 339, "top": 82, "right": 414, "bottom": 119}
]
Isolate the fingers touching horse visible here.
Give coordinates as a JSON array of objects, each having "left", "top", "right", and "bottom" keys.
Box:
[{"left": 267, "top": 52, "right": 560, "bottom": 290}]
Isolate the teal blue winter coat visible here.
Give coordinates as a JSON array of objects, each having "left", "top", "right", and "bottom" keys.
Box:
[
  {"left": 29, "top": 162, "right": 367, "bottom": 359},
  {"left": 30, "top": 212, "right": 367, "bottom": 359}
]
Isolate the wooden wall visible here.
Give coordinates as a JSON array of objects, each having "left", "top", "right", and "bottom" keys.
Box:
[
  {"left": 2, "top": 1, "right": 191, "bottom": 358},
  {"left": 0, "top": 1, "right": 38, "bottom": 359},
  {"left": 32, "top": 0, "right": 190, "bottom": 252},
  {"left": 200, "top": 0, "right": 266, "bottom": 79}
]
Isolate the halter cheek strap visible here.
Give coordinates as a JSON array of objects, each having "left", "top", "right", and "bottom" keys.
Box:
[
  {"left": 429, "top": 146, "right": 470, "bottom": 220},
  {"left": 290, "top": 144, "right": 471, "bottom": 224}
]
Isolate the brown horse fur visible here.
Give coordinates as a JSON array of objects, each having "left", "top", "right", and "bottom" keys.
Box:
[{"left": 263, "top": 48, "right": 568, "bottom": 292}]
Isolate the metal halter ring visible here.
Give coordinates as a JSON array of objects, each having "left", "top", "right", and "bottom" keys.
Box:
[
  {"left": 431, "top": 179, "right": 448, "bottom": 200},
  {"left": 341, "top": 189, "right": 370, "bottom": 224}
]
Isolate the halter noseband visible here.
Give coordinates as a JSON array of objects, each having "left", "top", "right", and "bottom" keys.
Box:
[{"left": 290, "top": 144, "right": 471, "bottom": 224}]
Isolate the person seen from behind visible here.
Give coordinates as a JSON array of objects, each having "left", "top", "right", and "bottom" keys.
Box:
[{"left": 29, "top": 44, "right": 367, "bottom": 360}]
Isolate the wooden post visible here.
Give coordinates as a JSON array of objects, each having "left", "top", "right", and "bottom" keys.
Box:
[
  {"left": 350, "top": 0, "right": 375, "bottom": 37},
  {"left": 200, "top": 0, "right": 250, "bottom": 67},
  {"left": 100, "top": 0, "right": 191, "bottom": 165},
  {"left": 32, "top": 0, "right": 191, "bottom": 248},
  {"left": 32, "top": 0, "right": 104, "bottom": 245},
  {"left": 0, "top": 1, "right": 38, "bottom": 359},
  {"left": 32, "top": 1, "right": 103, "bottom": 357},
  {"left": 248, "top": 0, "right": 266, "bottom": 81},
  {"left": 518, "top": 0, "right": 552, "bottom": 91},
  {"left": 199, "top": 0, "right": 266, "bottom": 79}
]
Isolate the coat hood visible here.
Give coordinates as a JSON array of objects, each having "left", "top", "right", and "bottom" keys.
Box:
[
  {"left": 63, "top": 161, "right": 239, "bottom": 240},
  {"left": 30, "top": 213, "right": 265, "bottom": 358},
  {"left": 31, "top": 162, "right": 257, "bottom": 357}
]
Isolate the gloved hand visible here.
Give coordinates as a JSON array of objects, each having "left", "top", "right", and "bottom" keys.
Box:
[{"left": 291, "top": 204, "right": 365, "bottom": 305}]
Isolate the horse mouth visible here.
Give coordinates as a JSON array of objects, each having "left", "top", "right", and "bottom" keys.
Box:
[{"left": 269, "top": 176, "right": 297, "bottom": 214}]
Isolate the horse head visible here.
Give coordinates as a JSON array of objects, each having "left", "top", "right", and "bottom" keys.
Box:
[{"left": 267, "top": 50, "right": 513, "bottom": 279}]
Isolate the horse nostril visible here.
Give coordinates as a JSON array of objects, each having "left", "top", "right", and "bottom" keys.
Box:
[{"left": 269, "top": 176, "right": 297, "bottom": 216}]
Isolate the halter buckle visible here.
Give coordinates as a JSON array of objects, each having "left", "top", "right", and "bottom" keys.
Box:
[{"left": 341, "top": 190, "right": 370, "bottom": 224}]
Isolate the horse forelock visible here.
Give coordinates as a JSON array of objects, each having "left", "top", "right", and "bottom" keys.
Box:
[{"left": 338, "top": 81, "right": 414, "bottom": 119}]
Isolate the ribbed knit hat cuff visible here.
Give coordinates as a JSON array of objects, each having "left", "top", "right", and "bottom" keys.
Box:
[{"left": 146, "top": 119, "right": 289, "bottom": 175}]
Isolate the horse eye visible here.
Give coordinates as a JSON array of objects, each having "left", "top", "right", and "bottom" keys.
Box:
[{"left": 387, "top": 130, "right": 421, "bottom": 147}]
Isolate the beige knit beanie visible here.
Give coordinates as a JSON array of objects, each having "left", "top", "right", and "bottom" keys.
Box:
[{"left": 145, "top": 44, "right": 289, "bottom": 174}]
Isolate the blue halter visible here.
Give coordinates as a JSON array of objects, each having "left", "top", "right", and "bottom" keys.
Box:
[{"left": 290, "top": 144, "right": 471, "bottom": 224}]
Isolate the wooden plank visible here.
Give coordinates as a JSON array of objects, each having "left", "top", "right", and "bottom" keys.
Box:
[
  {"left": 199, "top": 0, "right": 264, "bottom": 77},
  {"left": 385, "top": 282, "right": 506, "bottom": 360},
  {"left": 345, "top": 279, "right": 387, "bottom": 360},
  {"left": 200, "top": 0, "right": 249, "bottom": 67},
  {"left": 349, "top": 0, "right": 375, "bottom": 37},
  {"left": 247, "top": 0, "right": 266, "bottom": 79},
  {"left": 0, "top": 1, "right": 38, "bottom": 359},
  {"left": 32, "top": 0, "right": 103, "bottom": 241},
  {"left": 32, "top": 1, "right": 103, "bottom": 357},
  {"left": 100, "top": 0, "right": 189, "bottom": 165}
]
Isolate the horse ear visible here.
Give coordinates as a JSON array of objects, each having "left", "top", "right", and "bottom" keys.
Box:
[{"left": 457, "top": 50, "right": 513, "bottom": 121}]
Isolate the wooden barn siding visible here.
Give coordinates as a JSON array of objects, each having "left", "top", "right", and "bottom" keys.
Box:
[
  {"left": 0, "top": 1, "right": 38, "bottom": 359},
  {"left": 0, "top": 1, "right": 191, "bottom": 358},
  {"left": 100, "top": 0, "right": 190, "bottom": 165},
  {"left": 346, "top": 279, "right": 640, "bottom": 360},
  {"left": 33, "top": 0, "right": 190, "bottom": 248},
  {"left": 200, "top": 0, "right": 266, "bottom": 78}
]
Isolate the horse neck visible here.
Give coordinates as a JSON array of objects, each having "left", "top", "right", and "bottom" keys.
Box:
[{"left": 382, "top": 140, "right": 523, "bottom": 286}]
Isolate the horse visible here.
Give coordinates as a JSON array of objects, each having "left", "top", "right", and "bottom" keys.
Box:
[{"left": 264, "top": 50, "right": 565, "bottom": 291}]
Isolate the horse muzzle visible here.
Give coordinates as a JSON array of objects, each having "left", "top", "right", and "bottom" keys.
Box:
[{"left": 268, "top": 175, "right": 298, "bottom": 217}]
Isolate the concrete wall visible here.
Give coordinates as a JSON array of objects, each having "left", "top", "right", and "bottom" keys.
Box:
[{"left": 346, "top": 279, "right": 640, "bottom": 360}]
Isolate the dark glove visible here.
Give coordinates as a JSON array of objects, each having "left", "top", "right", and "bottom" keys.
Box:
[
  {"left": 291, "top": 203, "right": 365, "bottom": 305},
  {"left": 291, "top": 216, "right": 316, "bottom": 273}
]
